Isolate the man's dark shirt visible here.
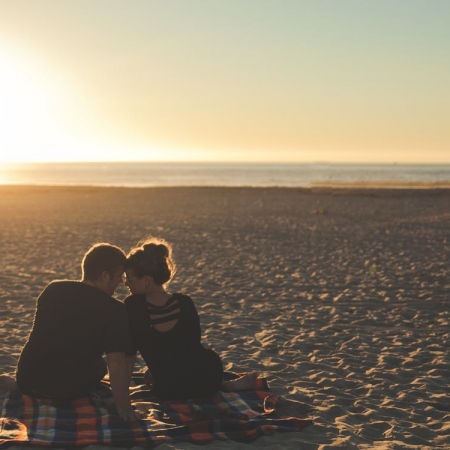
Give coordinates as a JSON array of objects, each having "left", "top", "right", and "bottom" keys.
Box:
[{"left": 16, "top": 281, "right": 130, "bottom": 400}]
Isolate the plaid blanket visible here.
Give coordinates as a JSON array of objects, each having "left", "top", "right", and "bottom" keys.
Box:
[{"left": 0, "top": 373, "right": 312, "bottom": 448}]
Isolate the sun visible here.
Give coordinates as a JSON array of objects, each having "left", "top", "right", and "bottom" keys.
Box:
[
  {"left": 0, "top": 43, "right": 180, "bottom": 164},
  {"left": 0, "top": 42, "right": 111, "bottom": 163},
  {"left": 0, "top": 44, "right": 73, "bottom": 162}
]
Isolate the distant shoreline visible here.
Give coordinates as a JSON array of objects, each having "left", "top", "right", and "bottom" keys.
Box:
[
  {"left": 311, "top": 180, "right": 450, "bottom": 188},
  {"left": 1, "top": 184, "right": 450, "bottom": 199},
  {"left": 2, "top": 183, "right": 450, "bottom": 189},
  {"left": 1, "top": 162, "right": 449, "bottom": 189}
]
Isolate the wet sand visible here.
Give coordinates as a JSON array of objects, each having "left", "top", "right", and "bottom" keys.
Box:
[{"left": 1, "top": 185, "right": 449, "bottom": 449}]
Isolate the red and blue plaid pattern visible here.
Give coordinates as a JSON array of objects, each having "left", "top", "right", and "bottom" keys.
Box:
[{"left": 0, "top": 374, "right": 312, "bottom": 447}]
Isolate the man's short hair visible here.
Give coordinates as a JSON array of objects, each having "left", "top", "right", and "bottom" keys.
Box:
[{"left": 82, "top": 243, "right": 126, "bottom": 281}]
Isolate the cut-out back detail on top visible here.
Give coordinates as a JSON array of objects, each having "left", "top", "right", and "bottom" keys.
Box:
[{"left": 147, "top": 296, "right": 181, "bottom": 329}]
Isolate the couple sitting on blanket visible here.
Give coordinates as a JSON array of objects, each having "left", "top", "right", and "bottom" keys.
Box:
[{"left": 0, "top": 238, "right": 257, "bottom": 422}]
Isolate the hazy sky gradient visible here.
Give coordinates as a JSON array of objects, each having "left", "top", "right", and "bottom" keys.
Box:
[{"left": 0, "top": 1, "right": 449, "bottom": 163}]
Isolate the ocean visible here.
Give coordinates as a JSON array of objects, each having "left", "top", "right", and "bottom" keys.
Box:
[{"left": 1, "top": 162, "right": 449, "bottom": 188}]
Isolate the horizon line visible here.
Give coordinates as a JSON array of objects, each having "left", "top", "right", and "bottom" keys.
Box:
[{"left": 3, "top": 160, "right": 450, "bottom": 166}]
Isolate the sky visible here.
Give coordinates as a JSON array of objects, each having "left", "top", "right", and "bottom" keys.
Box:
[{"left": 0, "top": 1, "right": 449, "bottom": 164}]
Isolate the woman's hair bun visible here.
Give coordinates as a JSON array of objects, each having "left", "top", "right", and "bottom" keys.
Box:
[{"left": 127, "top": 236, "right": 176, "bottom": 286}]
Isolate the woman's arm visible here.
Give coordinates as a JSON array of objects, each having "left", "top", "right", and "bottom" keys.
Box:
[{"left": 179, "top": 294, "right": 202, "bottom": 344}]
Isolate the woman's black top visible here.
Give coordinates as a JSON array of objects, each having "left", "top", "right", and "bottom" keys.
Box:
[{"left": 124, "top": 293, "right": 223, "bottom": 400}]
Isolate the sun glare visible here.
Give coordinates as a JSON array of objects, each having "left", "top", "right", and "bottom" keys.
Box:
[
  {"left": 0, "top": 43, "right": 183, "bottom": 163},
  {"left": 0, "top": 45, "right": 72, "bottom": 162},
  {"left": 0, "top": 43, "right": 110, "bottom": 163}
]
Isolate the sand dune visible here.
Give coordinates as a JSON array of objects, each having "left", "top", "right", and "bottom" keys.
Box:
[{"left": 1, "top": 186, "right": 449, "bottom": 449}]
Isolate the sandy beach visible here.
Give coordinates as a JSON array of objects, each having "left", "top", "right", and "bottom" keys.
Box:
[{"left": 1, "top": 185, "right": 449, "bottom": 449}]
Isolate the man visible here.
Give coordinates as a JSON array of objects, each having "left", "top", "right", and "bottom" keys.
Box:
[{"left": 15, "top": 243, "right": 136, "bottom": 421}]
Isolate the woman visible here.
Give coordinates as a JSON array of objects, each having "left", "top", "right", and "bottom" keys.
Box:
[{"left": 124, "top": 237, "right": 257, "bottom": 400}]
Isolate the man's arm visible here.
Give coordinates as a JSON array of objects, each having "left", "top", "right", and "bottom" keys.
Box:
[{"left": 106, "top": 352, "right": 137, "bottom": 421}]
